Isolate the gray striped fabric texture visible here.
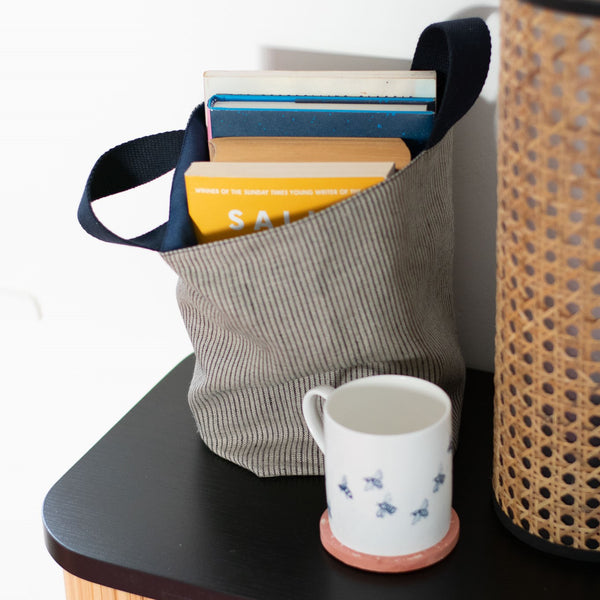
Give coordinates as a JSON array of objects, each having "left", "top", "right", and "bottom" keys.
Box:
[{"left": 162, "top": 130, "right": 465, "bottom": 477}]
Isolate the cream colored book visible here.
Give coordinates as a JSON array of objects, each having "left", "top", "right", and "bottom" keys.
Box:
[{"left": 203, "top": 70, "right": 437, "bottom": 104}]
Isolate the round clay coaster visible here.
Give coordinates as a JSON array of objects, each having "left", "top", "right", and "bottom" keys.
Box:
[{"left": 319, "top": 508, "right": 460, "bottom": 572}]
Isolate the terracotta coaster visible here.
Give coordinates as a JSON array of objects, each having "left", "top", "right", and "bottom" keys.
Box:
[{"left": 319, "top": 508, "right": 460, "bottom": 573}]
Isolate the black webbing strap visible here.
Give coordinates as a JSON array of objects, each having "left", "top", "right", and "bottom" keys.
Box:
[{"left": 411, "top": 17, "right": 491, "bottom": 149}]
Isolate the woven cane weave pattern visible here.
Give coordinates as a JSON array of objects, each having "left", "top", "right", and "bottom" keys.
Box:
[{"left": 494, "top": 0, "right": 600, "bottom": 552}]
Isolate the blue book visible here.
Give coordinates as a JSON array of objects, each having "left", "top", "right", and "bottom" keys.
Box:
[{"left": 207, "top": 94, "right": 435, "bottom": 155}]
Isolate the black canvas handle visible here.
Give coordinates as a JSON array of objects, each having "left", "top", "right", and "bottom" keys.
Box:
[
  {"left": 77, "top": 130, "right": 185, "bottom": 249},
  {"left": 412, "top": 18, "right": 492, "bottom": 148},
  {"left": 78, "top": 104, "right": 207, "bottom": 251},
  {"left": 78, "top": 17, "right": 491, "bottom": 251}
]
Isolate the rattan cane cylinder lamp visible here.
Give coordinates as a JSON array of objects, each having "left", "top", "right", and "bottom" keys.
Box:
[{"left": 494, "top": 0, "right": 600, "bottom": 559}]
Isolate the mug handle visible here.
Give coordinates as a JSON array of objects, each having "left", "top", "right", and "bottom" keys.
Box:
[{"left": 302, "top": 385, "right": 334, "bottom": 454}]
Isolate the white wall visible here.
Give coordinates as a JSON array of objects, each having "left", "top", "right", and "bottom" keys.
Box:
[{"left": 1, "top": 2, "right": 498, "bottom": 599}]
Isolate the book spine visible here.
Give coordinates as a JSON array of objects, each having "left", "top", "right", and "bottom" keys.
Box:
[
  {"left": 203, "top": 72, "right": 437, "bottom": 102},
  {"left": 208, "top": 94, "right": 435, "bottom": 111},
  {"left": 208, "top": 109, "right": 434, "bottom": 154}
]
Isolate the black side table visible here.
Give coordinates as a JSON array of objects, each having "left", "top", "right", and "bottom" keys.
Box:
[{"left": 43, "top": 356, "right": 600, "bottom": 599}]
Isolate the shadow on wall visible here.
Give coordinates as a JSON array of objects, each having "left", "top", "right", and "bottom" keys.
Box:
[{"left": 260, "top": 7, "right": 498, "bottom": 372}]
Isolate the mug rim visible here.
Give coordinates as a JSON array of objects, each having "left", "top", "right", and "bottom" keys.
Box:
[{"left": 323, "top": 374, "right": 451, "bottom": 437}]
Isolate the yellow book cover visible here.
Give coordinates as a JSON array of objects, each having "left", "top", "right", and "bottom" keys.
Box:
[{"left": 185, "top": 161, "right": 395, "bottom": 243}]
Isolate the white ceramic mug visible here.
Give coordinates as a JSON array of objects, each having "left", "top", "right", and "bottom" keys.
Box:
[{"left": 303, "top": 375, "right": 453, "bottom": 558}]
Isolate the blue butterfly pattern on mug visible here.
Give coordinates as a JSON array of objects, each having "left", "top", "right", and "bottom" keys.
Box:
[
  {"left": 376, "top": 494, "right": 397, "bottom": 518},
  {"left": 338, "top": 476, "right": 353, "bottom": 499},
  {"left": 364, "top": 469, "right": 383, "bottom": 491},
  {"left": 411, "top": 499, "right": 429, "bottom": 524},
  {"left": 433, "top": 468, "right": 446, "bottom": 493}
]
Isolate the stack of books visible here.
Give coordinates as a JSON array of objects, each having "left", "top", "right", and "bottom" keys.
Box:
[{"left": 185, "top": 70, "right": 436, "bottom": 243}]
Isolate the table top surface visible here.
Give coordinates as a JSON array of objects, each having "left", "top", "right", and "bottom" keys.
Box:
[{"left": 43, "top": 356, "right": 600, "bottom": 600}]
